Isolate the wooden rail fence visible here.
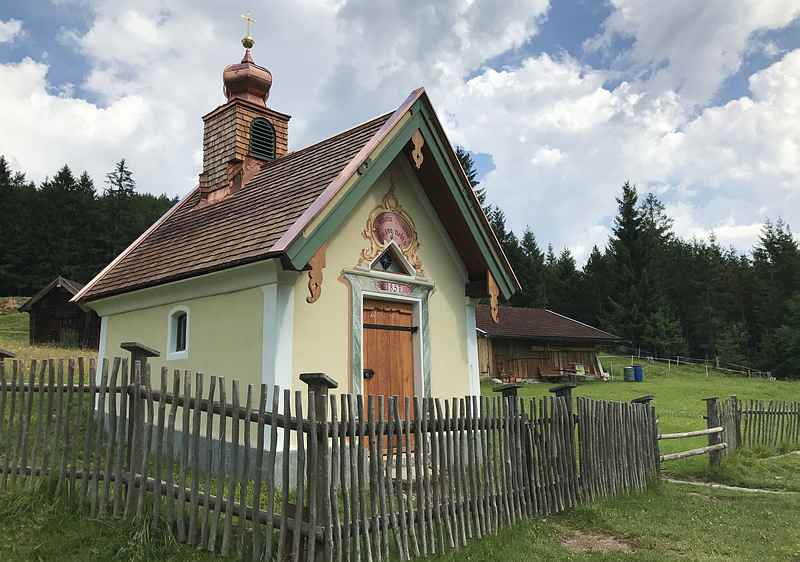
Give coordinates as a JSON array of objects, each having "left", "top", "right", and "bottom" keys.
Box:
[
  {"left": 0, "top": 358, "right": 660, "bottom": 561},
  {"left": 738, "top": 398, "right": 800, "bottom": 450}
]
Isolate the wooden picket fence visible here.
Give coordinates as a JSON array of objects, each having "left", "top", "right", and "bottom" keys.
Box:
[
  {"left": 0, "top": 358, "right": 660, "bottom": 561},
  {"left": 576, "top": 397, "right": 659, "bottom": 501},
  {"left": 739, "top": 399, "right": 800, "bottom": 450}
]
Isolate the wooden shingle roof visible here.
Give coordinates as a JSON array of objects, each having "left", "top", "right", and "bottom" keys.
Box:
[
  {"left": 476, "top": 305, "right": 618, "bottom": 343},
  {"left": 78, "top": 112, "right": 392, "bottom": 301},
  {"left": 74, "top": 87, "right": 520, "bottom": 304}
]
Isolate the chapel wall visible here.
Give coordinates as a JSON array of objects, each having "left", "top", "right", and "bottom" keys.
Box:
[{"left": 290, "top": 157, "right": 473, "bottom": 399}]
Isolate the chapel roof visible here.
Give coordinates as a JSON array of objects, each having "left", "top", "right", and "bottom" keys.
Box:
[
  {"left": 74, "top": 81, "right": 519, "bottom": 304},
  {"left": 476, "top": 305, "right": 618, "bottom": 343},
  {"left": 76, "top": 111, "right": 393, "bottom": 301}
]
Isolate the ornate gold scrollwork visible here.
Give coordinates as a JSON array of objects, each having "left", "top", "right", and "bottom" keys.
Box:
[
  {"left": 306, "top": 243, "right": 327, "bottom": 304},
  {"left": 487, "top": 271, "right": 500, "bottom": 323},
  {"left": 411, "top": 129, "right": 424, "bottom": 169},
  {"left": 358, "top": 180, "right": 424, "bottom": 276}
]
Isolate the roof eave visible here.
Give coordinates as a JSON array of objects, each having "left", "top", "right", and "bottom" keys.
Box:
[
  {"left": 72, "top": 188, "right": 199, "bottom": 304},
  {"left": 481, "top": 333, "right": 621, "bottom": 344},
  {"left": 269, "top": 88, "right": 425, "bottom": 256},
  {"left": 275, "top": 88, "right": 519, "bottom": 300}
]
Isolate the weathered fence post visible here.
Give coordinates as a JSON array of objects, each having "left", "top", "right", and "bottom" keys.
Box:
[
  {"left": 120, "top": 342, "right": 158, "bottom": 510},
  {"left": 120, "top": 342, "right": 159, "bottom": 385},
  {"left": 549, "top": 384, "right": 576, "bottom": 418},
  {"left": 493, "top": 383, "right": 520, "bottom": 400},
  {"left": 729, "top": 395, "right": 741, "bottom": 454},
  {"left": 300, "top": 372, "right": 338, "bottom": 562},
  {"left": 703, "top": 397, "right": 722, "bottom": 468}
]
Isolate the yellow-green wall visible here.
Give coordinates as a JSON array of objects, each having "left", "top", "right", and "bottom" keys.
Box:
[
  {"left": 291, "top": 158, "right": 471, "bottom": 396},
  {"left": 103, "top": 286, "right": 264, "bottom": 388},
  {"left": 96, "top": 157, "right": 472, "bottom": 400}
]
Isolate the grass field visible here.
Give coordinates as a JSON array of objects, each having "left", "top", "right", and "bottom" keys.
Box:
[
  {"left": 1, "top": 475, "right": 798, "bottom": 561},
  {"left": 0, "top": 306, "right": 96, "bottom": 363},
  {"left": 483, "top": 357, "right": 800, "bottom": 488},
  {"left": 2, "top": 305, "right": 800, "bottom": 560}
]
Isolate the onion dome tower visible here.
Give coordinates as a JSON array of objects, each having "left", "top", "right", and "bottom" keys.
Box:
[{"left": 198, "top": 15, "right": 291, "bottom": 203}]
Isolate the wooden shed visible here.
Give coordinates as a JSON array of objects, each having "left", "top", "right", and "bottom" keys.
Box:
[
  {"left": 19, "top": 276, "right": 100, "bottom": 348},
  {"left": 477, "top": 304, "right": 618, "bottom": 381}
]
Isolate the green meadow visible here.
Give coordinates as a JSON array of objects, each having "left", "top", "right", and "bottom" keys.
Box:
[{"left": 1, "top": 306, "right": 799, "bottom": 560}]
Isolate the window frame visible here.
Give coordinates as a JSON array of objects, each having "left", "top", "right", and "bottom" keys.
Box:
[{"left": 166, "top": 305, "right": 190, "bottom": 361}]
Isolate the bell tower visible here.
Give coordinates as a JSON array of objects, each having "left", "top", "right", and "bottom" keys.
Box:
[{"left": 198, "top": 14, "right": 290, "bottom": 203}]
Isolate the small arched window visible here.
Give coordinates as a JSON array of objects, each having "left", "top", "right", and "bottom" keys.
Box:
[
  {"left": 250, "top": 118, "right": 276, "bottom": 161},
  {"left": 167, "top": 307, "right": 189, "bottom": 360}
]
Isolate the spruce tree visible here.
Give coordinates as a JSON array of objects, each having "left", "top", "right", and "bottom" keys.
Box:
[
  {"left": 104, "top": 159, "right": 136, "bottom": 197},
  {"left": 605, "top": 182, "right": 646, "bottom": 345},
  {"left": 517, "top": 228, "right": 547, "bottom": 307},
  {"left": 455, "top": 146, "right": 487, "bottom": 206},
  {"left": 580, "top": 245, "right": 610, "bottom": 326}
]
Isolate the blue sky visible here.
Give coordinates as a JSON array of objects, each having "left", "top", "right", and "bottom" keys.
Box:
[{"left": 1, "top": 1, "right": 800, "bottom": 260}]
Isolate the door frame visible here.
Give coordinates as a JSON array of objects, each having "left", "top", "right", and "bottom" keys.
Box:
[
  {"left": 343, "top": 269, "right": 433, "bottom": 397},
  {"left": 361, "top": 292, "right": 424, "bottom": 399}
]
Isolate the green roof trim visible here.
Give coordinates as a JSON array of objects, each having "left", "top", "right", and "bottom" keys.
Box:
[{"left": 284, "top": 97, "right": 518, "bottom": 300}]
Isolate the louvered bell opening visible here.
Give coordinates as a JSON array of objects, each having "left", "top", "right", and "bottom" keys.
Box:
[{"left": 250, "top": 118, "right": 276, "bottom": 161}]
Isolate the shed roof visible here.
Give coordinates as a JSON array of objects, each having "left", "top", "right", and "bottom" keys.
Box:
[
  {"left": 476, "top": 304, "right": 618, "bottom": 343},
  {"left": 74, "top": 88, "right": 519, "bottom": 303},
  {"left": 19, "top": 276, "right": 85, "bottom": 312}
]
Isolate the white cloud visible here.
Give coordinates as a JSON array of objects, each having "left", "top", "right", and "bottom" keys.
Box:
[
  {"left": 1, "top": 0, "right": 799, "bottom": 265},
  {"left": 0, "top": 58, "right": 151, "bottom": 186},
  {"left": 0, "top": 0, "right": 550, "bottom": 196},
  {"left": 442, "top": 47, "right": 800, "bottom": 261},
  {"left": 586, "top": 1, "right": 800, "bottom": 104},
  {"left": 0, "top": 19, "right": 23, "bottom": 43}
]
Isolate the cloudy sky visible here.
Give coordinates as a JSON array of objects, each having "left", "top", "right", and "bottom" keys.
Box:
[{"left": 1, "top": 1, "right": 799, "bottom": 261}]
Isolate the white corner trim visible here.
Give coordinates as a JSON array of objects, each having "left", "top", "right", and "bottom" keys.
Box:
[
  {"left": 465, "top": 299, "right": 480, "bottom": 397},
  {"left": 97, "top": 316, "right": 108, "bottom": 384},
  {"left": 261, "top": 282, "right": 294, "bottom": 390},
  {"left": 166, "top": 305, "right": 190, "bottom": 361}
]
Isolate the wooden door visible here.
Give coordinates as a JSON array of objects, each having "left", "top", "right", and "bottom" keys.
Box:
[{"left": 363, "top": 299, "right": 415, "bottom": 408}]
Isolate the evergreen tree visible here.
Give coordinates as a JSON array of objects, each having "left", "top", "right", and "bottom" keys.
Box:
[
  {"left": 104, "top": 158, "right": 136, "bottom": 197},
  {"left": 516, "top": 228, "right": 547, "bottom": 307},
  {"left": 488, "top": 207, "right": 526, "bottom": 304},
  {"left": 604, "top": 182, "right": 648, "bottom": 345},
  {"left": 641, "top": 303, "right": 687, "bottom": 356},
  {"left": 715, "top": 322, "right": 750, "bottom": 367},
  {"left": 771, "top": 294, "right": 800, "bottom": 378},
  {"left": 455, "top": 146, "right": 487, "bottom": 206},
  {"left": 751, "top": 219, "right": 800, "bottom": 369},
  {"left": 550, "top": 248, "right": 581, "bottom": 317},
  {"left": 579, "top": 245, "right": 611, "bottom": 326},
  {"left": 0, "top": 155, "right": 173, "bottom": 295}
]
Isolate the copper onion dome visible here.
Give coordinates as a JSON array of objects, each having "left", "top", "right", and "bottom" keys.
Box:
[{"left": 223, "top": 33, "right": 272, "bottom": 106}]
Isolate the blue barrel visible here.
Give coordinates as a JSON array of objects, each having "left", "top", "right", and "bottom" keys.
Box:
[
  {"left": 633, "top": 364, "right": 644, "bottom": 382},
  {"left": 623, "top": 366, "right": 635, "bottom": 382}
]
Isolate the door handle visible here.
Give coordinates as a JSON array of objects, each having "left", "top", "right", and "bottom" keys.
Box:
[{"left": 363, "top": 368, "right": 375, "bottom": 380}]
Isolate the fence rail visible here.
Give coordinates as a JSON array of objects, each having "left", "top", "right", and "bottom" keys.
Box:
[{"left": 0, "top": 358, "right": 660, "bottom": 561}]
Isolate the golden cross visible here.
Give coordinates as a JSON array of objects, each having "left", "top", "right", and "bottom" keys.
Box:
[{"left": 241, "top": 12, "right": 255, "bottom": 37}]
